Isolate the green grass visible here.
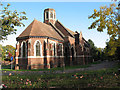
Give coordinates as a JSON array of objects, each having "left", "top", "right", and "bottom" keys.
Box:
[
  {"left": 2, "top": 64, "right": 120, "bottom": 88},
  {"left": 2, "top": 65, "right": 11, "bottom": 69},
  {"left": 2, "top": 61, "right": 101, "bottom": 71}
]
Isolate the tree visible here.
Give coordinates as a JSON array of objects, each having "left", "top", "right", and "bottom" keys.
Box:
[
  {"left": 1, "top": 45, "right": 15, "bottom": 61},
  {"left": 0, "top": 3, "right": 27, "bottom": 40},
  {"left": 88, "top": 3, "right": 120, "bottom": 59},
  {"left": 88, "top": 39, "right": 98, "bottom": 61},
  {"left": 88, "top": 39, "right": 105, "bottom": 61},
  {"left": 104, "top": 41, "right": 117, "bottom": 60}
]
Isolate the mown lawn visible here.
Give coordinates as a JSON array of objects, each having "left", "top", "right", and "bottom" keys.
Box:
[
  {"left": 2, "top": 61, "right": 101, "bottom": 71},
  {"left": 2, "top": 64, "right": 120, "bottom": 88}
]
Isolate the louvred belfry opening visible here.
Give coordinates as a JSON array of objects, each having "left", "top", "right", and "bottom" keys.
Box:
[{"left": 44, "top": 8, "right": 56, "bottom": 25}]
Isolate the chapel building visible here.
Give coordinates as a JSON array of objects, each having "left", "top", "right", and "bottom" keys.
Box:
[{"left": 15, "top": 8, "right": 91, "bottom": 70}]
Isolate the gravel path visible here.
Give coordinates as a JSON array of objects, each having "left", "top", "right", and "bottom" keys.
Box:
[{"left": 2, "top": 61, "right": 118, "bottom": 75}]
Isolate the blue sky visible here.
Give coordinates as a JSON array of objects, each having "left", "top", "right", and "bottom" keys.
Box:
[{"left": 0, "top": 2, "right": 118, "bottom": 48}]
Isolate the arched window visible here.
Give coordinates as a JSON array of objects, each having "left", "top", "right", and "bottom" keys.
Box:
[
  {"left": 21, "top": 41, "right": 26, "bottom": 57},
  {"left": 57, "top": 43, "right": 62, "bottom": 56},
  {"left": 34, "top": 40, "right": 42, "bottom": 56},
  {"left": 53, "top": 43, "right": 56, "bottom": 56},
  {"left": 23, "top": 42, "right": 26, "bottom": 57},
  {"left": 49, "top": 42, "right": 56, "bottom": 56},
  {"left": 36, "top": 41, "right": 40, "bottom": 56}
]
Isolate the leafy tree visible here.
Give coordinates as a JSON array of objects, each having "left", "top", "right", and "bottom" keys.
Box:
[
  {"left": 97, "top": 48, "right": 105, "bottom": 60},
  {"left": 88, "top": 39, "right": 98, "bottom": 61},
  {"left": 88, "top": 3, "right": 119, "bottom": 38},
  {"left": 104, "top": 41, "right": 117, "bottom": 60},
  {"left": 1, "top": 45, "right": 15, "bottom": 61},
  {"left": 88, "top": 3, "right": 120, "bottom": 60},
  {"left": 0, "top": 3, "right": 27, "bottom": 40},
  {"left": 88, "top": 39, "right": 105, "bottom": 61}
]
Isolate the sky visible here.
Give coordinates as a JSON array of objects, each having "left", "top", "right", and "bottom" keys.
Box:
[{"left": 0, "top": 1, "right": 119, "bottom": 48}]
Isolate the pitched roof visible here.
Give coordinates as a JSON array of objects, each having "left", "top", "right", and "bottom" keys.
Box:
[
  {"left": 55, "top": 20, "right": 75, "bottom": 37},
  {"left": 17, "top": 19, "right": 64, "bottom": 41},
  {"left": 66, "top": 28, "right": 76, "bottom": 35},
  {"left": 49, "top": 22, "right": 65, "bottom": 38}
]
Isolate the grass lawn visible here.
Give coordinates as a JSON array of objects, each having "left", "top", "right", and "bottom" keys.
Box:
[
  {"left": 2, "top": 61, "right": 101, "bottom": 71},
  {"left": 2, "top": 63, "right": 120, "bottom": 88}
]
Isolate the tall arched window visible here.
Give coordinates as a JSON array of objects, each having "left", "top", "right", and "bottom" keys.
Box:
[
  {"left": 36, "top": 41, "right": 40, "bottom": 56},
  {"left": 54, "top": 43, "right": 56, "bottom": 56},
  {"left": 57, "top": 43, "right": 62, "bottom": 56},
  {"left": 21, "top": 41, "right": 26, "bottom": 57},
  {"left": 34, "top": 40, "right": 42, "bottom": 56},
  {"left": 49, "top": 42, "right": 56, "bottom": 56},
  {"left": 23, "top": 42, "right": 26, "bottom": 57}
]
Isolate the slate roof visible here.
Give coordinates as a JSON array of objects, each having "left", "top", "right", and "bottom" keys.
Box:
[{"left": 17, "top": 19, "right": 64, "bottom": 41}]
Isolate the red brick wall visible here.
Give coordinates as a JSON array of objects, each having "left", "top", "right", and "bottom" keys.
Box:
[
  {"left": 15, "top": 34, "right": 91, "bottom": 70},
  {"left": 15, "top": 37, "right": 65, "bottom": 69}
]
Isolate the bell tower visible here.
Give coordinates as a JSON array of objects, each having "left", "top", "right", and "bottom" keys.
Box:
[{"left": 44, "top": 8, "right": 56, "bottom": 25}]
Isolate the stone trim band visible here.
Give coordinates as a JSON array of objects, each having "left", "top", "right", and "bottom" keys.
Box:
[{"left": 15, "top": 55, "right": 91, "bottom": 59}]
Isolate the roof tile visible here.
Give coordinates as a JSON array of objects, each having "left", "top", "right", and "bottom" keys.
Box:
[{"left": 18, "top": 19, "right": 64, "bottom": 41}]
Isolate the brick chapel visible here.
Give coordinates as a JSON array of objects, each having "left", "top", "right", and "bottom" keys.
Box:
[{"left": 15, "top": 8, "right": 91, "bottom": 70}]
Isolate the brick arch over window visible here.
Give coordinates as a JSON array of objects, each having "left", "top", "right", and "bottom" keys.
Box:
[{"left": 34, "top": 40, "right": 42, "bottom": 56}]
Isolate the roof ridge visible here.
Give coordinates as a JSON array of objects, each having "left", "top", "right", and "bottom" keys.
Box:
[
  {"left": 17, "top": 20, "right": 35, "bottom": 38},
  {"left": 82, "top": 37, "right": 90, "bottom": 46},
  {"left": 57, "top": 20, "right": 74, "bottom": 37},
  {"left": 49, "top": 22, "right": 65, "bottom": 38},
  {"left": 29, "top": 19, "right": 36, "bottom": 36}
]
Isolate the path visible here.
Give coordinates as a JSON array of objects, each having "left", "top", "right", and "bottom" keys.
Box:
[
  {"left": 59, "top": 60, "right": 117, "bottom": 73},
  {"left": 1, "top": 61, "right": 118, "bottom": 75}
]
